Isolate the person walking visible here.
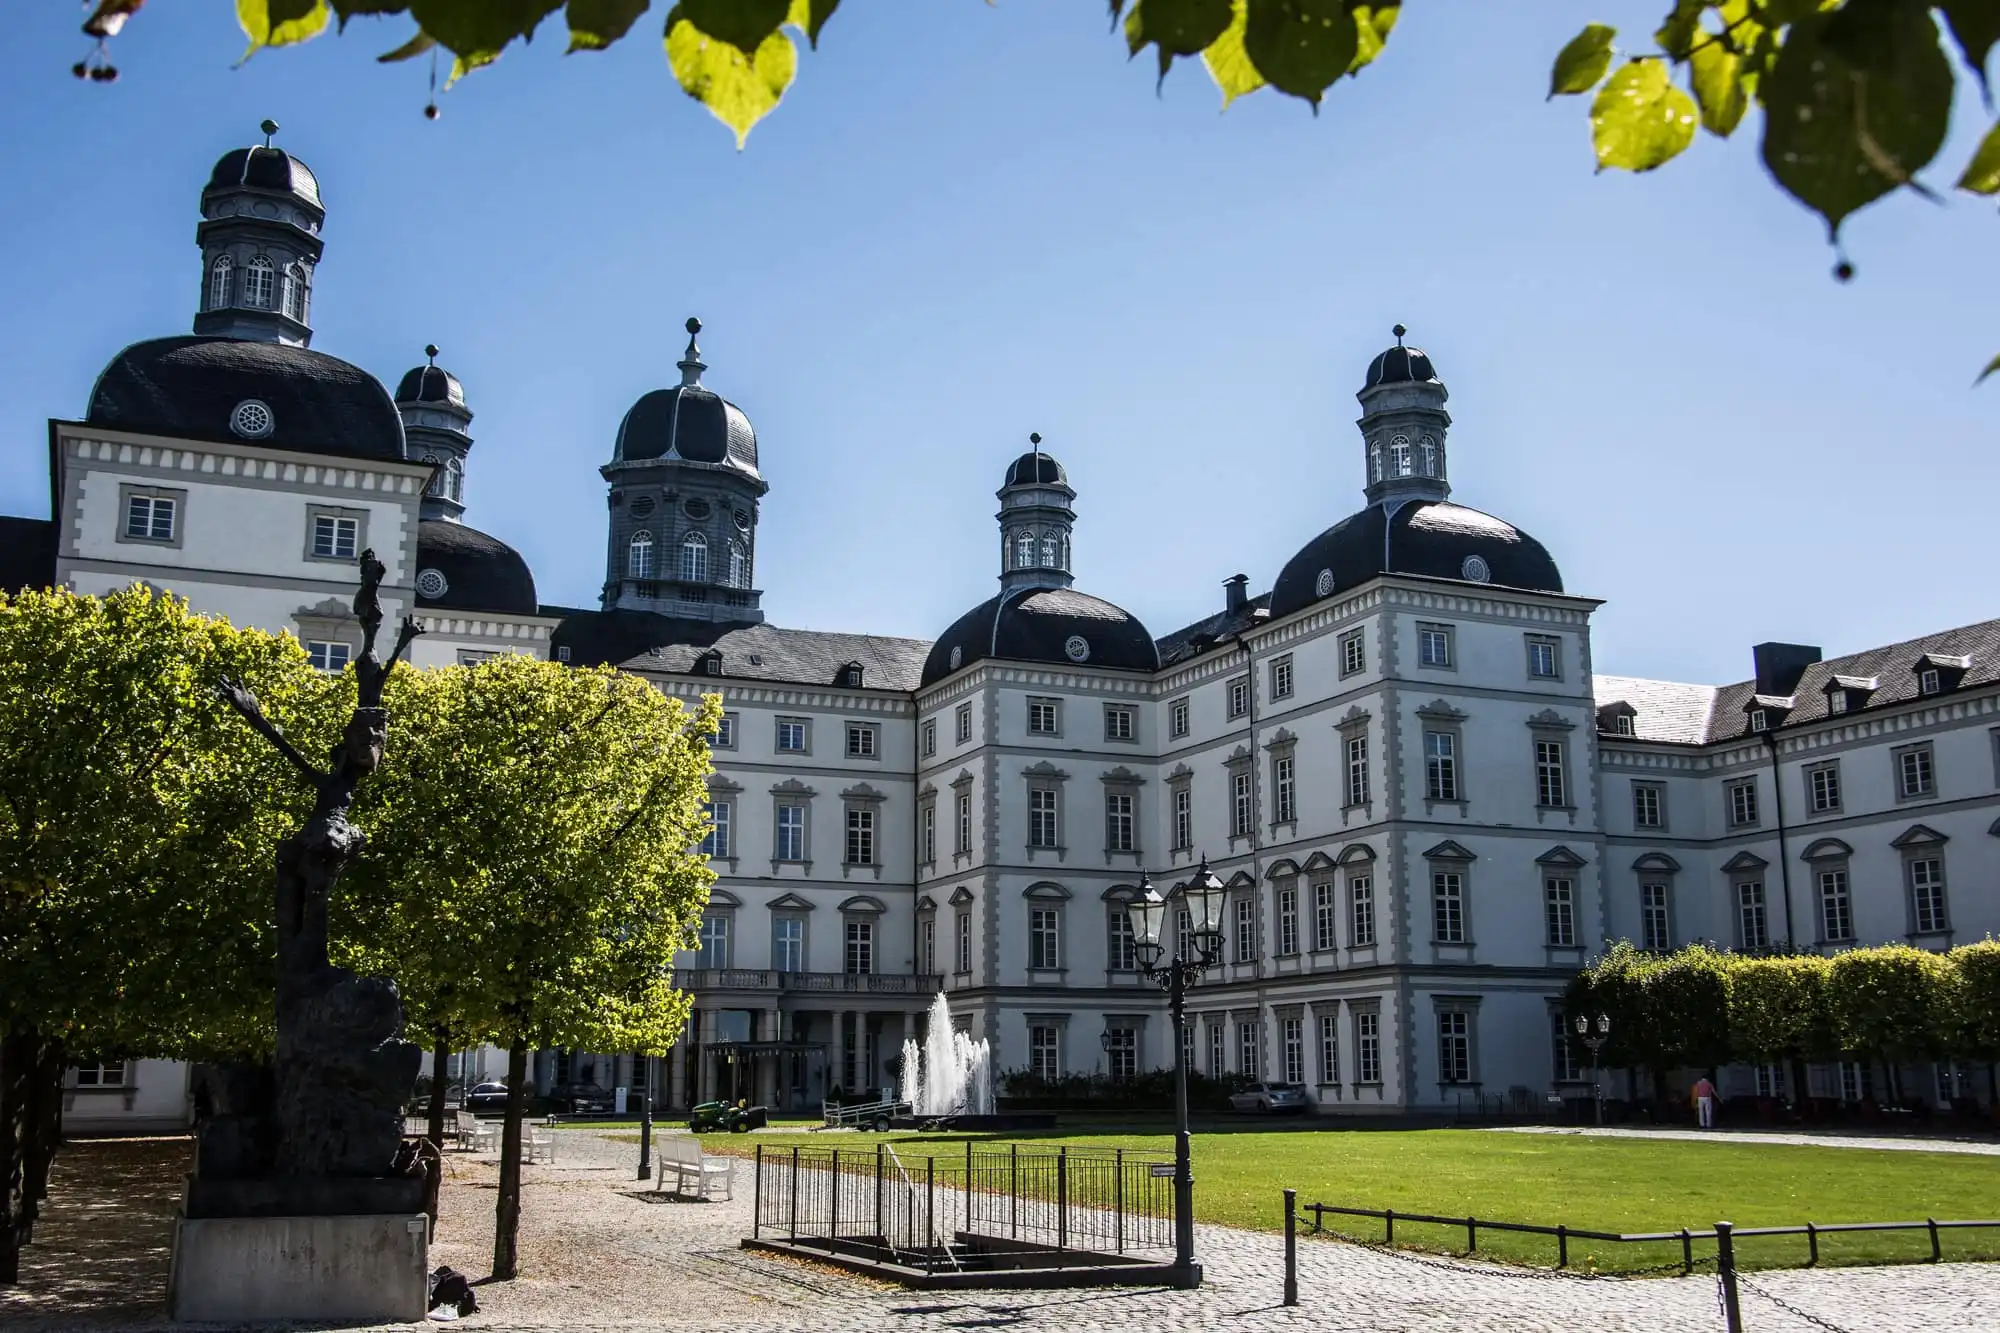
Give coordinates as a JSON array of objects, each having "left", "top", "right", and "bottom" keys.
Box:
[{"left": 1692, "top": 1073, "right": 1718, "bottom": 1129}]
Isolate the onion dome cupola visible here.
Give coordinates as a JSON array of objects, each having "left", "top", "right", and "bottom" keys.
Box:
[
  {"left": 194, "top": 121, "right": 325, "bottom": 347},
  {"left": 601, "top": 318, "right": 768, "bottom": 625},
  {"left": 921, "top": 437, "right": 1159, "bottom": 687},
  {"left": 397, "top": 345, "right": 474, "bottom": 522},
  {"left": 1267, "top": 327, "right": 1563, "bottom": 619}
]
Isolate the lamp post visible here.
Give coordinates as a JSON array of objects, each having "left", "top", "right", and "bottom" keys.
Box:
[
  {"left": 636, "top": 1052, "right": 654, "bottom": 1181},
  {"left": 1125, "top": 857, "right": 1226, "bottom": 1290},
  {"left": 1574, "top": 1012, "right": 1611, "bottom": 1127}
]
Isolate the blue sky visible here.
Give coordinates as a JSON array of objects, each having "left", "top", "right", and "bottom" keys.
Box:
[{"left": 2, "top": 2, "right": 1994, "bottom": 686}]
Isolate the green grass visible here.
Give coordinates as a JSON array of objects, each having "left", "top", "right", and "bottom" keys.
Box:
[{"left": 674, "top": 1126, "right": 2000, "bottom": 1272}]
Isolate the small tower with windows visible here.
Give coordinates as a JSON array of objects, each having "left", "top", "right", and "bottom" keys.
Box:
[
  {"left": 397, "top": 345, "right": 473, "bottom": 522},
  {"left": 995, "top": 434, "right": 1076, "bottom": 596},
  {"left": 193, "top": 120, "right": 325, "bottom": 347},
  {"left": 1358, "top": 324, "right": 1452, "bottom": 507}
]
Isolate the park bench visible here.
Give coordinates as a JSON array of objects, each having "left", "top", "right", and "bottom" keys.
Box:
[{"left": 656, "top": 1134, "right": 734, "bottom": 1200}]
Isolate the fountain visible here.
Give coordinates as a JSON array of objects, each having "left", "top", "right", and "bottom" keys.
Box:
[{"left": 900, "top": 993, "right": 995, "bottom": 1117}]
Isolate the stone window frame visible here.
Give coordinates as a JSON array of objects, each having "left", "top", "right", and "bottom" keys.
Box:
[
  {"left": 1891, "top": 824, "right": 1953, "bottom": 942},
  {"left": 1103, "top": 884, "right": 1142, "bottom": 973},
  {"left": 1337, "top": 707, "right": 1372, "bottom": 812},
  {"left": 1227, "top": 872, "right": 1260, "bottom": 967},
  {"left": 293, "top": 597, "right": 362, "bottom": 675},
  {"left": 1528, "top": 710, "right": 1576, "bottom": 815},
  {"left": 1804, "top": 759, "right": 1843, "bottom": 816},
  {"left": 947, "top": 770, "right": 975, "bottom": 865},
  {"left": 1100, "top": 766, "right": 1145, "bottom": 864},
  {"left": 1525, "top": 633, "right": 1562, "bottom": 681},
  {"left": 1315, "top": 1009, "right": 1341, "bottom": 1092},
  {"left": 917, "top": 785, "right": 938, "bottom": 870},
  {"left": 1632, "top": 852, "right": 1681, "bottom": 954},
  {"left": 1103, "top": 702, "right": 1138, "bottom": 744},
  {"left": 951, "top": 886, "right": 976, "bottom": 977},
  {"left": 1892, "top": 741, "right": 1937, "bottom": 803},
  {"left": 1223, "top": 747, "right": 1255, "bottom": 848},
  {"left": 769, "top": 891, "right": 815, "bottom": 974},
  {"left": 955, "top": 702, "right": 973, "bottom": 745},
  {"left": 1726, "top": 776, "right": 1760, "bottom": 828},
  {"left": 1433, "top": 995, "right": 1482, "bottom": 1090},
  {"left": 838, "top": 894, "right": 886, "bottom": 976},
  {"left": 304, "top": 503, "right": 368, "bottom": 565},
  {"left": 1024, "top": 760, "right": 1069, "bottom": 860},
  {"left": 1308, "top": 868, "right": 1338, "bottom": 955},
  {"left": 1265, "top": 728, "right": 1299, "bottom": 832},
  {"left": 1338, "top": 628, "right": 1366, "bottom": 678},
  {"left": 714, "top": 711, "right": 740, "bottom": 751},
  {"left": 1632, "top": 779, "right": 1667, "bottom": 831},
  {"left": 769, "top": 777, "right": 816, "bottom": 872},
  {"left": 116, "top": 483, "right": 187, "bottom": 549},
  {"left": 1723, "top": 851, "right": 1772, "bottom": 951},
  {"left": 1266, "top": 861, "right": 1302, "bottom": 958},
  {"left": 1269, "top": 653, "right": 1295, "bottom": 701},
  {"left": 1024, "top": 882, "right": 1070, "bottom": 977},
  {"left": 1329, "top": 844, "right": 1375, "bottom": 957},
  {"left": 920, "top": 717, "right": 937, "bottom": 758},
  {"left": 1416, "top": 621, "right": 1456, "bottom": 671},
  {"left": 1169, "top": 695, "right": 1190, "bottom": 739},
  {"left": 1166, "top": 764, "right": 1195, "bottom": 858},
  {"left": 1424, "top": 839, "right": 1477, "bottom": 959},
  {"left": 1801, "top": 838, "right": 1856, "bottom": 947},
  {"left": 1025, "top": 1012, "right": 1070, "bottom": 1081},
  {"left": 1417, "top": 700, "right": 1467, "bottom": 811},
  {"left": 1027, "top": 695, "right": 1063, "bottom": 737},
  {"left": 1235, "top": 1013, "right": 1261, "bottom": 1079},
  {"left": 1104, "top": 1014, "right": 1148, "bottom": 1081},
  {"left": 1350, "top": 1000, "right": 1384, "bottom": 1088},
  {"left": 1536, "top": 844, "right": 1588, "bottom": 962},
  {"left": 1226, "top": 674, "right": 1251, "bottom": 721},
  {"left": 1277, "top": 1007, "right": 1308, "bottom": 1084},
  {"left": 840, "top": 783, "right": 886, "bottom": 878},
  {"left": 695, "top": 888, "right": 741, "bottom": 970},
  {"left": 776, "top": 715, "right": 812, "bottom": 755},
  {"left": 702, "top": 774, "right": 742, "bottom": 871},
  {"left": 845, "top": 720, "right": 881, "bottom": 761}
]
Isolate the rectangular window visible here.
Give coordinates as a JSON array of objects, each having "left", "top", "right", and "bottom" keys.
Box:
[
  {"left": 1176, "top": 907, "right": 1193, "bottom": 963},
  {"left": 1911, "top": 857, "right": 1948, "bottom": 933},
  {"left": 920, "top": 917, "right": 935, "bottom": 975},
  {"left": 1840, "top": 1061, "right": 1872, "bottom": 1104},
  {"left": 1535, "top": 739, "right": 1568, "bottom": 808},
  {"left": 1738, "top": 881, "right": 1769, "bottom": 950},
  {"left": 1209, "top": 1022, "right": 1225, "bottom": 1076},
  {"left": 1273, "top": 755, "right": 1296, "bottom": 824},
  {"left": 777, "top": 717, "right": 809, "bottom": 752},
  {"left": 1170, "top": 697, "right": 1189, "bottom": 738},
  {"left": 845, "top": 807, "right": 876, "bottom": 866},
  {"left": 1345, "top": 734, "right": 1370, "bottom": 807},
  {"left": 1029, "top": 907, "right": 1061, "bottom": 970},
  {"left": 1172, "top": 787, "right": 1192, "bottom": 851},
  {"left": 1551, "top": 1012, "right": 1582, "bottom": 1082},
  {"left": 1227, "top": 676, "right": 1250, "bottom": 720},
  {"left": 1233, "top": 897, "right": 1256, "bottom": 964},
  {"left": 715, "top": 713, "right": 737, "bottom": 749},
  {"left": 921, "top": 718, "right": 936, "bottom": 758},
  {"left": 1349, "top": 876, "right": 1376, "bottom": 947},
  {"left": 774, "top": 916, "right": 804, "bottom": 973},
  {"left": 696, "top": 915, "right": 730, "bottom": 969},
  {"left": 844, "top": 919, "right": 874, "bottom": 975},
  {"left": 955, "top": 911, "right": 972, "bottom": 973},
  {"left": 1281, "top": 1017, "right": 1305, "bottom": 1084},
  {"left": 776, "top": 804, "right": 806, "bottom": 861},
  {"left": 311, "top": 512, "right": 359, "bottom": 561},
  {"left": 1544, "top": 878, "right": 1575, "bottom": 947},
  {"left": 1317, "top": 1013, "right": 1339, "bottom": 1085},
  {"left": 1028, "top": 697, "right": 1061, "bottom": 735},
  {"left": 1749, "top": 709, "right": 1770, "bottom": 733},
  {"left": 1030, "top": 1026, "right": 1062, "bottom": 1081},
  {"left": 1340, "top": 629, "right": 1366, "bottom": 677},
  {"left": 1356, "top": 1011, "right": 1381, "bottom": 1083},
  {"left": 1104, "top": 704, "right": 1135, "bottom": 742},
  {"left": 306, "top": 640, "right": 352, "bottom": 674},
  {"left": 1829, "top": 691, "right": 1849, "bottom": 714},
  {"left": 921, "top": 803, "right": 936, "bottom": 863},
  {"left": 1312, "top": 880, "right": 1337, "bottom": 951},
  {"left": 1756, "top": 1063, "right": 1783, "bottom": 1099},
  {"left": 1432, "top": 871, "right": 1464, "bottom": 944},
  {"left": 1632, "top": 782, "right": 1664, "bottom": 829},
  {"left": 1808, "top": 761, "right": 1842, "bottom": 814},
  {"left": 1108, "top": 908, "right": 1137, "bottom": 971},
  {"left": 455, "top": 649, "right": 498, "bottom": 667},
  {"left": 955, "top": 703, "right": 972, "bottom": 744},
  {"left": 1438, "top": 1011, "right": 1471, "bottom": 1084},
  {"left": 1270, "top": 655, "right": 1295, "bottom": 701},
  {"left": 1105, "top": 791, "right": 1135, "bottom": 853},
  {"left": 1106, "top": 1027, "right": 1138, "bottom": 1081},
  {"left": 72, "top": 1061, "right": 127, "bottom": 1088},
  {"left": 1818, "top": 869, "right": 1853, "bottom": 942},
  {"left": 1920, "top": 667, "right": 1942, "bottom": 696},
  {"left": 1182, "top": 1020, "right": 1196, "bottom": 1072},
  {"left": 1231, "top": 770, "right": 1253, "bottom": 836},
  {"left": 1640, "top": 882, "right": 1671, "bottom": 952},
  {"left": 1238, "top": 1021, "right": 1259, "bottom": 1078},
  {"left": 1526, "top": 635, "right": 1561, "bottom": 679},
  {"left": 1424, "top": 731, "right": 1458, "bottom": 801},
  {"left": 957, "top": 791, "right": 973, "bottom": 853},
  {"left": 845, "top": 723, "right": 876, "bottom": 759},
  {"left": 1896, "top": 744, "right": 1936, "bottom": 799},
  {"left": 1029, "top": 788, "right": 1060, "bottom": 848},
  {"left": 1277, "top": 886, "right": 1298, "bottom": 955},
  {"left": 1418, "top": 622, "right": 1454, "bottom": 669},
  {"left": 1728, "top": 779, "right": 1759, "bottom": 828},
  {"left": 124, "top": 492, "right": 177, "bottom": 542},
  {"left": 700, "top": 800, "right": 731, "bottom": 858}
]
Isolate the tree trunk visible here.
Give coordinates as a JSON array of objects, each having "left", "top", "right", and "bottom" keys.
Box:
[
  {"left": 1, "top": 1023, "right": 34, "bottom": 1285},
  {"left": 1789, "top": 1057, "right": 1811, "bottom": 1120},
  {"left": 19, "top": 1037, "right": 66, "bottom": 1244},
  {"left": 491, "top": 1038, "right": 528, "bottom": 1280},
  {"left": 427, "top": 1034, "right": 451, "bottom": 1149}
]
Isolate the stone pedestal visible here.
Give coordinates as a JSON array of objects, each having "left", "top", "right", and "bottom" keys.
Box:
[{"left": 167, "top": 1213, "right": 429, "bottom": 1324}]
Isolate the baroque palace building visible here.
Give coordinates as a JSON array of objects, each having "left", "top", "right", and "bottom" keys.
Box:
[{"left": 6, "top": 131, "right": 1997, "bottom": 1129}]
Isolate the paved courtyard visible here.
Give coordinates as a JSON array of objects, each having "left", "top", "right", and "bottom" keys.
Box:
[{"left": 3, "top": 1129, "right": 1995, "bottom": 1331}]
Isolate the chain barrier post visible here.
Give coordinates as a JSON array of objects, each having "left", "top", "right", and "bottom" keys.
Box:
[
  {"left": 1928, "top": 1217, "right": 1941, "bottom": 1264},
  {"left": 1805, "top": 1221, "right": 1818, "bottom": 1267},
  {"left": 1283, "top": 1188, "right": 1299, "bottom": 1307},
  {"left": 1681, "top": 1227, "right": 1693, "bottom": 1275},
  {"left": 1556, "top": 1223, "right": 1568, "bottom": 1269},
  {"left": 753, "top": 1145, "right": 763, "bottom": 1239},
  {"left": 1715, "top": 1220, "right": 1744, "bottom": 1333},
  {"left": 789, "top": 1146, "right": 800, "bottom": 1241}
]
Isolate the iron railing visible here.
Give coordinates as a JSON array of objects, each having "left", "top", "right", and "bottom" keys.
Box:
[
  {"left": 670, "top": 969, "right": 945, "bottom": 995},
  {"left": 753, "top": 1142, "right": 1176, "bottom": 1272}
]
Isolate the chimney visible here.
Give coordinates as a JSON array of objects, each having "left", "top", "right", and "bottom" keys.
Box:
[
  {"left": 1751, "top": 642, "right": 1822, "bottom": 698},
  {"left": 1224, "top": 573, "right": 1249, "bottom": 615}
]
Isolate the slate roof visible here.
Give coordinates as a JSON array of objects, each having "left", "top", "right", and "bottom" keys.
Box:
[
  {"left": 1156, "top": 591, "right": 1273, "bottom": 668},
  {"left": 920, "top": 587, "right": 1158, "bottom": 687},
  {"left": 1268, "top": 500, "right": 1564, "bottom": 620},
  {"left": 1595, "top": 616, "right": 2000, "bottom": 745},
  {"left": 0, "top": 517, "right": 57, "bottom": 593},
  {"left": 415, "top": 520, "right": 537, "bottom": 617},
  {"left": 554, "top": 610, "right": 931, "bottom": 691}
]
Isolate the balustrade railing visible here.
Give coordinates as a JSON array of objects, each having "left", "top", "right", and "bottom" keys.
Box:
[{"left": 671, "top": 969, "right": 944, "bottom": 996}]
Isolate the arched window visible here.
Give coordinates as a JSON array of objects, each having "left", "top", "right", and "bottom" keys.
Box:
[
  {"left": 1369, "top": 443, "right": 1382, "bottom": 483},
  {"left": 682, "top": 531, "right": 708, "bottom": 582},
  {"left": 1418, "top": 437, "right": 1437, "bottom": 477},
  {"left": 446, "top": 456, "right": 464, "bottom": 503},
  {"left": 1040, "top": 533, "right": 1060, "bottom": 568},
  {"left": 728, "top": 543, "right": 747, "bottom": 588},
  {"left": 208, "top": 256, "right": 234, "bottom": 310},
  {"left": 422, "top": 452, "right": 445, "bottom": 498},
  {"left": 282, "top": 263, "right": 308, "bottom": 322},
  {"left": 243, "top": 256, "right": 275, "bottom": 309},
  {"left": 1390, "top": 435, "right": 1412, "bottom": 477},
  {"left": 628, "top": 530, "right": 655, "bottom": 579},
  {"left": 1015, "top": 530, "right": 1036, "bottom": 569}
]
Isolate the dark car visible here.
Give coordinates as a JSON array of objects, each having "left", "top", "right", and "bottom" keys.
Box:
[
  {"left": 551, "top": 1082, "right": 615, "bottom": 1115},
  {"left": 465, "top": 1081, "right": 515, "bottom": 1113}
]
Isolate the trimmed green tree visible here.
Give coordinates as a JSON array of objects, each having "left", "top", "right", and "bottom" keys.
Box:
[
  {"left": 1826, "top": 945, "right": 1960, "bottom": 1106},
  {"left": 1726, "top": 953, "right": 1834, "bottom": 1108},
  {"left": 1947, "top": 940, "right": 2000, "bottom": 1108}
]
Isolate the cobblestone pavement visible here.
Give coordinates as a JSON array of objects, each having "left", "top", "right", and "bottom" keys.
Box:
[
  {"left": 1485, "top": 1125, "right": 2000, "bottom": 1156},
  {"left": 7, "top": 1130, "right": 1995, "bottom": 1332}
]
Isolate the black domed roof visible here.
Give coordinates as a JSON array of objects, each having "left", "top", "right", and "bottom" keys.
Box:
[
  {"left": 87, "top": 336, "right": 404, "bottom": 463},
  {"left": 207, "top": 146, "right": 322, "bottom": 211},
  {"left": 1269, "top": 500, "right": 1563, "bottom": 618},
  {"left": 614, "top": 385, "right": 759, "bottom": 475},
  {"left": 1003, "top": 451, "right": 1067, "bottom": 487},
  {"left": 396, "top": 364, "right": 465, "bottom": 410},
  {"left": 414, "top": 520, "right": 538, "bottom": 617},
  {"left": 921, "top": 587, "right": 1159, "bottom": 687},
  {"left": 1364, "top": 344, "right": 1439, "bottom": 389}
]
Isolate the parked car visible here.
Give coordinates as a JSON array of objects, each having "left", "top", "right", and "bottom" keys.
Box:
[
  {"left": 465, "top": 1081, "right": 516, "bottom": 1113},
  {"left": 1228, "top": 1082, "right": 1312, "bottom": 1114},
  {"left": 688, "top": 1100, "right": 770, "bottom": 1133},
  {"left": 551, "top": 1082, "right": 615, "bottom": 1115}
]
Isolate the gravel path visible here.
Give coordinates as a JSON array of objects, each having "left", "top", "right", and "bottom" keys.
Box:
[{"left": 1484, "top": 1125, "right": 2000, "bottom": 1156}]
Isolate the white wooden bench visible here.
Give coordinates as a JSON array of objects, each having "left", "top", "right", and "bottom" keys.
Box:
[{"left": 657, "top": 1135, "right": 733, "bottom": 1200}]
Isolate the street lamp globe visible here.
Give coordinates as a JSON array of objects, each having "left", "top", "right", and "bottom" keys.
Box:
[
  {"left": 1128, "top": 874, "right": 1169, "bottom": 970},
  {"left": 1185, "top": 858, "right": 1226, "bottom": 937},
  {"left": 1574, "top": 1013, "right": 1588, "bottom": 1036},
  {"left": 1596, "top": 1012, "right": 1610, "bottom": 1036}
]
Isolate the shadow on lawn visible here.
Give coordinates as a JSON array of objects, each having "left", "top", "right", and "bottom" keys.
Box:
[{"left": 0, "top": 1135, "right": 191, "bottom": 1322}]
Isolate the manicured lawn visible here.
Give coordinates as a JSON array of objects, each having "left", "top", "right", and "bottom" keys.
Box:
[{"left": 681, "top": 1126, "right": 2000, "bottom": 1272}]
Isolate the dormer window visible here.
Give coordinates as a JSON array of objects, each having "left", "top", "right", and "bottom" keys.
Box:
[
  {"left": 700, "top": 652, "right": 724, "bottom": 677},
  {"left": 1828, "top": 691, "right": 1848, "bottom": 715},
  {"left": 1614, "top": 714, "right": 1635, "bottom": 736},
  {"left": 840, "top": 663, "right": 864, "bottom": 688},
  {"left": 1920, "top": 668, "right": 1941, "bottom": 696},
  {"left": 1749, "top": 709, "right": 1769, "bottom": 733}
]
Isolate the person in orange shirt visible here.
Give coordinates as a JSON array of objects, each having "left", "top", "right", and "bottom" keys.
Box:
[{"left": 1692, "top": 1074, "right": 1718, "bottom": 1129}]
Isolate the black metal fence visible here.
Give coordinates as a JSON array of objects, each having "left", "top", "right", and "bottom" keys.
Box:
[{"left": 752, "top": 1142, "right": 1176, "bottom": 1273}]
